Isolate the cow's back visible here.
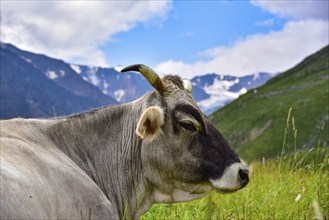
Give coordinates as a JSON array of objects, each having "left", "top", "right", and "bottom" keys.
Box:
[{"left": 0, "top": 119, "right": 117, "bottom": 219}]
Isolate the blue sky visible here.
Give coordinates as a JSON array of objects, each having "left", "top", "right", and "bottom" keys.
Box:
[
  {"left": 105, "top": 1, "right": 287, "bottom": 66},
  {"left": 1, "top": 1, "right": 328, "bottom": 78}
]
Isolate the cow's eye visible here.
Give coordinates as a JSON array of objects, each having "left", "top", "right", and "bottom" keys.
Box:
[{"left": 179, "top": 121, "right": 198, "bottom": 132}]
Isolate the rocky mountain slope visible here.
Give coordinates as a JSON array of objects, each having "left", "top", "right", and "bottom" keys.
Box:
[{"left": 0, "top": 43, "right": 117, "bottom": 118}]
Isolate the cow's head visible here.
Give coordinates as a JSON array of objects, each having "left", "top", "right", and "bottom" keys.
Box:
[{"left": 122, "top": 64, "right": 249, "bottom": 203}]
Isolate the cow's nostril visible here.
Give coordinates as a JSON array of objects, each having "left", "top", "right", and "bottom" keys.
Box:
[{"left": 238, "top": 169, "right": 249, "bottom": 186}]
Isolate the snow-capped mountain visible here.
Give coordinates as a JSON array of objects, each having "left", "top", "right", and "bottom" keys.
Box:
[
  {"left": 191, "top": 73, "right": 273, "bottom": 114},
  {"left": 73, "top": 65, "right": 273, "bottom": 115},
  {"left": 1, "top": 42, "right": 274, "bottom": 118},
  {"left": 0, "top": 43, "right": 117, "bottom": 119},
  {"left": 69, "top": 64, "right": 153, "bottom": 103}
]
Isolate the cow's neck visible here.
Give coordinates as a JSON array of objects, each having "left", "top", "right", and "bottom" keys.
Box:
[{"left": 48, "top": 99, "right": 153, "bottom": 219}]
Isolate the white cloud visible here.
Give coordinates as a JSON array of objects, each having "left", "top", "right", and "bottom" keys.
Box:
[
  {"left": 155, "top": 0, "right": 329, "bottom": 78},
  {"left": 251, "top": 0, "right": 329, "bottom": 20},
  {"left": 0, "top": 1, "right": 172, "bottom": 66},
  {"left": 155, "top": 20, "right": 329, "bottom": 78}
]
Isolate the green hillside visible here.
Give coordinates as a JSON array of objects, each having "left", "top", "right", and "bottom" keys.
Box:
[{"left": 210, "top": 45, "right": 329, "bottom": 161}]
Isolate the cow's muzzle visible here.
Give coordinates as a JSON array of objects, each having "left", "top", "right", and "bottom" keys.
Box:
[{"left": 209, "top": 162, "right": 250, "bottom": 193}]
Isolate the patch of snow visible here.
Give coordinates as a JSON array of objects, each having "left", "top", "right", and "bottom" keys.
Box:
[
  {"left": 60, "top": 70, "right": 65, "bottom": 76},
  {"left": 253, "top": 73, "right": 260, "bottom": 81},
  {"left": 82, "top": 76, "right": 89, "bottom": 81},
  {"left": 240, "top": 87, "right": 247, "bottom": 94},
  {"left": 198, "top": 90, "right": 239, "bottom": 110},
  {"left": 197, "top": 77, "right": 247, "bottom": 114},
  {"left": 46, "top": 70, "right": 58, "bottom": 79},
  {"left": 203, "top": 77, "right": 236, "bottom": 92},
  {"left": 89, "top": 75, "right": 100, "bottom": 86},
  {"left": 102, "top": 80, "right": 110, "bottom": 94},
  {"left": 88, "top": 66, "right": 99, "bottom": 75},
  {"left": 114, "top": 66, "right": 123, "bottom": 72},
  {"left": 114, "top": 89, "right": 125, "bottom": 102},
  {"left": 192, "top": 78, "right": 200, "bottom": 86},
  {"left": 22, "top": 57, "right": 32, "bottom": 63},
  {"left": 103, "top": 80, "right": 109, "bottom": 90},
  {"left": 70, "top": 64, "right": 81, "bottom": 74}
]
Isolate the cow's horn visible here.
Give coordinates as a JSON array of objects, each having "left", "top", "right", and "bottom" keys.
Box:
[{"left": 121, "top": 64, "right": 165, "bottom": 93}]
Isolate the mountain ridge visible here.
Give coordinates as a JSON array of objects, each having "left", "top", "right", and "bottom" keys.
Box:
[
  {"left": 2, "top": 43, "right": 117, "bottom": 106},
  {"left": 0, "top": 43, "right": 117, "bottom": 119},
  {"left": 210, "top": 45, "right": 329, "bottom": 161},
  {"left": 1, "top": 42, "right": 273, "bottom": 118}
]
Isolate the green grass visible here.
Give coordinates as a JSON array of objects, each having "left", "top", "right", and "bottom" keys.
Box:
[{"left": 141, "top": 153, "right": 329, "bottom": 220}]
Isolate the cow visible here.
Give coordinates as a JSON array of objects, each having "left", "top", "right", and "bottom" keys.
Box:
[{"left": 0, "top": 64, "right": 249, "bottom": 220}]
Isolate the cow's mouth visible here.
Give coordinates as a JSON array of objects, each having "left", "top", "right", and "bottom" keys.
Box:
[{"left": 212, "top": 187, "right": 239, "bottom": 194}]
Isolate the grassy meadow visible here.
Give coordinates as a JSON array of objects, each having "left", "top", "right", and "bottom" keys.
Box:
[{"left": 141, "top": 151, "right": 329, "bottom": 220}]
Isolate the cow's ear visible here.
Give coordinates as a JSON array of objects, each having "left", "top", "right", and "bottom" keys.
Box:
[{"left": 136, "top": 106, "right": 164, "bottom": 142}]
